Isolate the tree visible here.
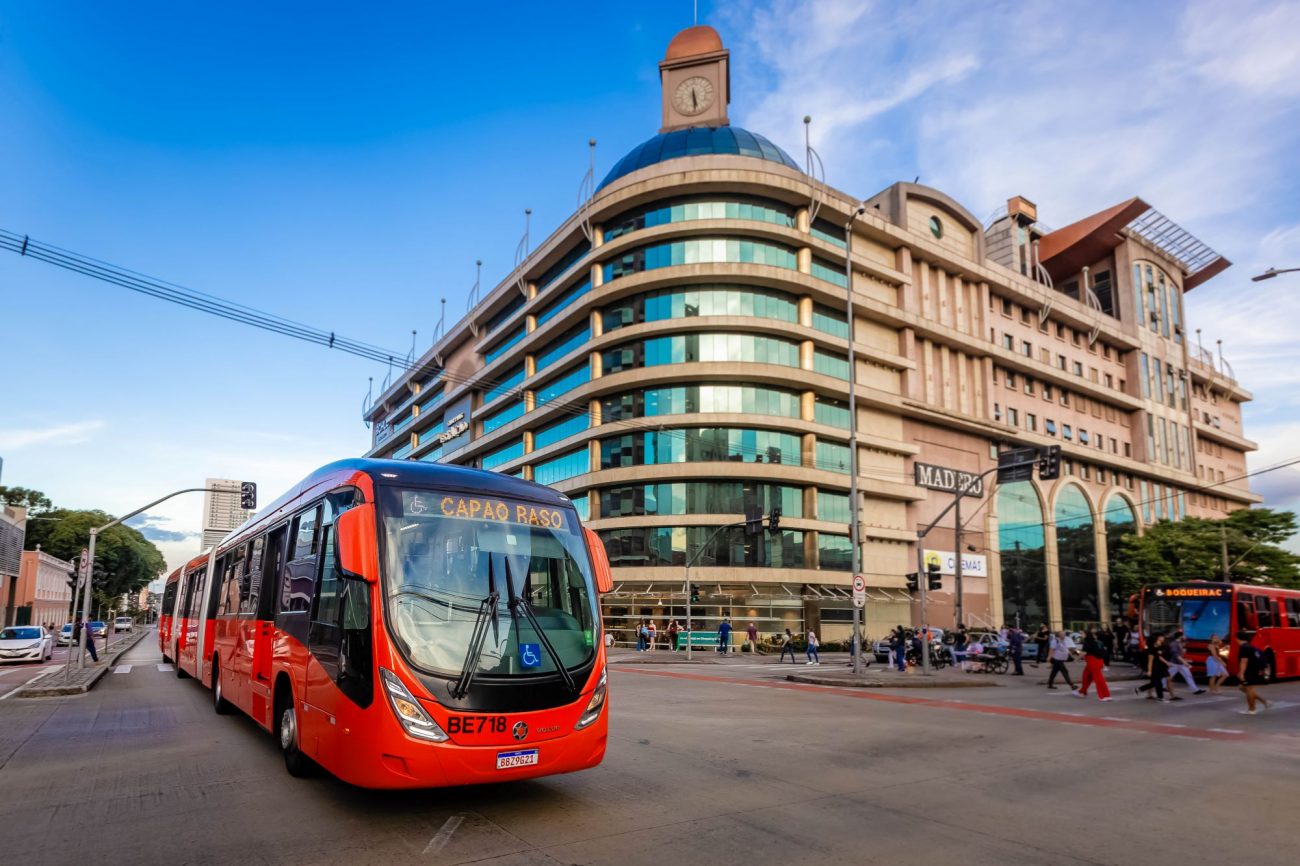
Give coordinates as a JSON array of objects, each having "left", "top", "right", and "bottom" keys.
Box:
[
  {"left": 1109, "top": 509, "right": 1300, "bottom": 599},
  {"left": 0, "top": 485, "right": 54, "bottom": 515},
  {"left": 23, "top": 509, "right": 166, "bottom": 613}
]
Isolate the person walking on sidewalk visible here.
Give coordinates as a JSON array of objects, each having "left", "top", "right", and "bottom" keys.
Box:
[
  {"left": 779, "top": 628, "right": 798, "bottom": 664},
  {"left": 1075, "top": 627, "right": 1111, "bottom": 701},
  {"left": 746, "top": 622, "right": 759, "bottom": 655},
  {"left": 1135, "top": 633, "right": 1170, "bottom": 702},
  {"left": 1008, "top": 625, "right": 1026, "bottom": 676},
  {"left": 804, "top": 629, "right": 820, "bottom": 665},
  {"left": 1205, "top": 634, "right": 1229, "bottom": 693},
  {"left": 1237, "top": 632, "right": 1271, "bottom": 715},
  {"left": 667, "top": 619, "right": 680, "bottom": 652},
  {"left": 1046, "top": 630, "right": 1075, "bottom": 690},
  {"left": 717, "top": 617, "right": 733, "bottom": 655},
  {"left": 1167, "top": 631, "right": 1205, "bottom": 696}
]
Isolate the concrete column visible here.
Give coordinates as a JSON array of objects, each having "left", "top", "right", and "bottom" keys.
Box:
[
  {"left": 805, "top": 530, "right": 819, "bottom": 569},
  {"left": 526, "top": 281, "right": 538, "bottom": 300},
  {"left": 592, "top": 225, "right": 604, "bottom": 248},
  {"left": 987, "top": 494, "right": 1003, "bottom": 627},
  {"left": 523, "top": 431, "right": 535, "bottom": 454},
  {"left": 799, "top": 340, "right": 815, "bottom": 372},
  {"left": 524, "top": 390, "right": 536, "bottom": 412},
  {"left": 591, "top": 350, "right": 603, "bottom": 379},
  {"left": 590, "top": 308, "right": 603, "bottom": 338},
  {"left": 804, "top": 486, "right": 818, "bottom": 519},
  {"left": 1043, "top": 484, "right": 1063, "bottom": 630},
  {"left": 588, "top": 439, "right": 601, "bottom": 472},
  {"left": 796, "top": 207, "right": 810, "bottom": 233},
  {"left": 591, "top": 262, "right": 603, "bottom": 289},
  {"left": 797, "top": 296, "right": 813, "bottom": 329},
  {"left": 526, "top": 313, "right": 537, "bottom": 334},
  {"left": 797, "top": 247, "right": 812, "bottom": 275},
  {"left": 800, "top": 391, "right": 816, "bottom": 423},
  {"left": 525, "top": 354, "right": 536, "bottom": 378},
  {"left": 897, "top": 246, "right": 915, "bottom": 312},
  {"left": 590, "top": 398, "right": 602, "bottom": 427},
  {"left": 801, "top": 433, "right": 816, "bottom": 468}
]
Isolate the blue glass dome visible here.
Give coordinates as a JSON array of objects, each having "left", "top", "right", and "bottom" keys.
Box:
[{"left": 598, "top": 126, "right": 802, "bottom": 190}]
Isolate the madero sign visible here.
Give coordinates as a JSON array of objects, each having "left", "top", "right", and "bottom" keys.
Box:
[{"left": 913, "top": 461, "right": 984, "bottom": 497}]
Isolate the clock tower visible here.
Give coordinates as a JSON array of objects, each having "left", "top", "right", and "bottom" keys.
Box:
[{"left": 659, "top": 25, "right": 730, "bottom": 133}]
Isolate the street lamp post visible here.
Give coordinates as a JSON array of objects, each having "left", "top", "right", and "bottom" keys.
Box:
[
  {"left": 845, "top": 204, "right": 866, "bottom": 675},
  {"left": 1250, "top": 267, "right": 1300, "bottom": 282}
]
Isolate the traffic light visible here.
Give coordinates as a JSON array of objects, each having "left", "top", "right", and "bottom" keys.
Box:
[
  {"left": 1037, "top": 445, "right": 1062, "bottom": 481},
  {"left": 690, "top": 584, "right": 700, "bottom": 604},
  {"left": 927, "top": 560, "right": 942, "bottom": 591},
  {"left": 240, "top": 481, "right": 257, "bottom": 510},
  {"left": 905, "top": 572, "right": 919, "bottom": 592},
  {"left": 767, "top": 507, "right": 781, "bottom": 534}
]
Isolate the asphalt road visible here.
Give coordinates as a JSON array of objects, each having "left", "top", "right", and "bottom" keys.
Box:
[{"left": 0, "top": 636, "right": 1297, "bottom": 865}]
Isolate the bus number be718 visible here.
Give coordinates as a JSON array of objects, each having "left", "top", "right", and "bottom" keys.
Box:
[{"left": 446, "top": 715, "right": 508, "bottom": 735}]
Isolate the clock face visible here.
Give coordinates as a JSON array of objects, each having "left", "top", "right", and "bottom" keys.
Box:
[{"left": 673, "top": 76, "right": 715, "bottom": 116}]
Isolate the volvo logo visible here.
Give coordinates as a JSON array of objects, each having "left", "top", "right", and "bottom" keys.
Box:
[{"left": 511, "top": 721, "right": 528, "bottom": 741}]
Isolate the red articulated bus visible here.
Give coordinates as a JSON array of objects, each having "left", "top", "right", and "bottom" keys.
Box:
[
  {"left": 1140, "top": 581, "right": 1300, "bottom": 680},
  {"left": 163, "top": 458, "right": 612, "bottom": 789}
]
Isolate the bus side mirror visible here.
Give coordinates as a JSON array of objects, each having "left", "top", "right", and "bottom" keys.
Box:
[
  {"left": 335, "top": 504, "right": 378, "bottom": 583},
  {"left": 583, "top": 527, "right": 614, "bottom": 595}
]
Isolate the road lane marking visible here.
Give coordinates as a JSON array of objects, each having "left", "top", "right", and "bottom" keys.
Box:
[
  {"left": 1210, "top": 728, "right": 1245, "bottom": 734},
  {"left": 618, "top": 668, "right": 1257, "bottom": 743},
  {"left": 157, "top": 664, "right": 173, "bottom": 672},
  {"left": 113, "top": 665, "right": 132, "bottom": 674},
  {"left": 422, "top": 815, "right": 465, "bottom": 855}
]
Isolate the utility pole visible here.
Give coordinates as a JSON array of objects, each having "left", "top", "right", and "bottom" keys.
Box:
[
  {"left": 845, "top": 204, "right": 866, "bottom": 675},
  {"left": 954, "top": 492, "right": 963, "bottom": 629},
  {"left": 1220, "top": 523, "right": 1230, "bottom": 581}
]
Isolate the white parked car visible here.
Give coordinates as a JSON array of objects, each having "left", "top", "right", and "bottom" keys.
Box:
[
  {"left": 0, "top": 626, "right": 54, "bottom": 663},
  {"left": 57, "top": 624, "right": 75, "bottom": 645},
  {"left": 114, "top": 616, "right": 134, "bottom": 633}
]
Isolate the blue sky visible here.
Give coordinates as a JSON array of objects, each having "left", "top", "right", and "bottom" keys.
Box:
[{"left": 2, "top": 0, "right": 1299, "bottom": 578}]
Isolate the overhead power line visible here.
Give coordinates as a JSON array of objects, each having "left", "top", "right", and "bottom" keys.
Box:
[{"left": 0, "top": 229, "right": 408, "bottom": 366}]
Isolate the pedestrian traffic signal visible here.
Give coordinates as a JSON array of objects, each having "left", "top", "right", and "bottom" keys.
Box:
[
  {"left": 905, "top": 572, "right": 919, "bottom": 592},
  {"left": 239, "top": 481, "right": 257, "bottom": 510},
  {"left": 1037, "top": 445, "right": 1062, "bottom": 481},
  {"left": 767, "top": 507, "right": 781, "bottom": 534},
  {"left": 690, "top": 584, "right": 700, "bottom": 603}
]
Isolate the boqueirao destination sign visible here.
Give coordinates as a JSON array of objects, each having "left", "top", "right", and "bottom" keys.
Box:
[{"left": 913, "top": 461, "right": 984, "bottom": 497}]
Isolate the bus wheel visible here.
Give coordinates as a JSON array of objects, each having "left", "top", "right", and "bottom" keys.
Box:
[
  {"left": 276, "top": 691, "right": 313, "bottom": 778},
  {"left": 212, "top": 659, "right": 231, "bottom": 715},
  {"left": 176, "top": 659, "right": 189, "bottom": 679}
]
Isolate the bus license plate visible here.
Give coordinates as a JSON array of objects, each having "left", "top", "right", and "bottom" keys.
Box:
[{"left": 495, "top": 749, "right": 538, "bottom": 770}]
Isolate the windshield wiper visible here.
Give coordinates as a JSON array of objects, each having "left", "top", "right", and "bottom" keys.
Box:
[
  {"left": 502, "top": 557, "right": 577, "bottom": 694},
  {"left": 448, "top": 558, "right": 500, "bottom": 700}
]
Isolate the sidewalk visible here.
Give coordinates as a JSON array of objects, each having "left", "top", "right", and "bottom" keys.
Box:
[
  {"left": 17, "top": 629, "right": 150, "bottom": 698},
  {"left": 786, "top": 657, "right": 1150, "bottom": 689}
]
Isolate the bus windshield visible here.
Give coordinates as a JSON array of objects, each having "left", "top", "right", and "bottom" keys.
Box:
[
  {"left": 1145, "top": 589, "right": 1232, "bottom": 641},
  {"left": 377, "top": 486, "right": 597, "bottom": 678}
]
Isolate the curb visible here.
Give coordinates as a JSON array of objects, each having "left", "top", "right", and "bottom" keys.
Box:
[
  {"left": 17, "top": 629, "right": 150, "bottom": 698},
  {"left": 786, "top": 673, "right": 1002, "bottom": 689}
]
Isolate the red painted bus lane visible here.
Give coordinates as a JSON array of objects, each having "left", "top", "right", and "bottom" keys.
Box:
[{"left": 619, "top": 667, "right": 1253, "bottom": 744}]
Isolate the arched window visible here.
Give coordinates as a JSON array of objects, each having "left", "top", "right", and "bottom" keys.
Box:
[
  {"left": 997, "top": 482, "right": 1048, "bottom": 629},
  {"left": 1104, "top": 495, "right": 1139, "bottom": 613},
  {"left": 1055, "top": 484, "right": 1098, "bottom": 626}
]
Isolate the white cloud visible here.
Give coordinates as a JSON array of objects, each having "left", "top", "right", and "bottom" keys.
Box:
[{"left": 0, "top": 419, "right": 104, "bottom": 450}]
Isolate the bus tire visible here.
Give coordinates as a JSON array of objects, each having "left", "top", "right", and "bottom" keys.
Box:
[
  {"left": 176, "top": 659, "right": 189, "bottom": 679},
  {"left": 276, "top": 686, "right": 313, "bottom": 778},
  {"left": 212, "top": 658, "right": 232, "bottom": 715}
]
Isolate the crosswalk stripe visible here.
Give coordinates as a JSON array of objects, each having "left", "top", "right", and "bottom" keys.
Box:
[
  {"left": 157, "top": 664, "right": 173, "bottom": 672},
  {"left": 113, "top": 665, "right": 132, "bottom": 674}
]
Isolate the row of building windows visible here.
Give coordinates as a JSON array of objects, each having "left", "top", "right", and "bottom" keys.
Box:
[
  {"left": 993, "top": 400, "right": 1132, "bottom": 457},
  {"left": 1146, "top": 414, "right": 1194, "bottom": 471},
  {"left": 603, "top": 332, "right": 802, "bottom": 374},
  {"left": 599, "top": 526, "right": 850, "bottom": 570},
  {"left": 993, "top": 334, "right": 1126, "bottom": 393},
  {"left": 994, "top": 297, "right": 1124, "bottom": 361},
  {"left": 602, "top": 384, "right": 803, "bottom": 423},
  {"left": 603, "top": 197, "right": 796, "bottom": 242},
  {"left": 603, "top": 238, "right": 800, "bottom": 282},
  {"left": 1139, "top": 352, "right": 1189, "bottom": 409},
  {"left": 1133, "top": 262, "right": 1183, "bottom": 344},
  {"left": 601, "top": 427, "right": 801, "bottom": 470},
  {"left": 994, "top": 368, "right": 1129, "bottom": 427},
  {"left": 599, "top": 481, "right": 803, "bottom": 519}
]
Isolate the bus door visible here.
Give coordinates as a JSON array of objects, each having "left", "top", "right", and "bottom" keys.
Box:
[
  {"left": 233, "top": 537, "right": 265, "bottom": 713},
  {"left": 305, "top": 490, "right": 370, "bottom": 765},
  {"left": 250, "top": 524, "right": 288, "bottom": 725}
]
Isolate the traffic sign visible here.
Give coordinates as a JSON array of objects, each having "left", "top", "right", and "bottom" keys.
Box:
[
  {"left": 852, "top": 574, "right": 866, "bottom": 607},
  {"left": 853, "top": 595, "right": 865, "bottom": 609}
]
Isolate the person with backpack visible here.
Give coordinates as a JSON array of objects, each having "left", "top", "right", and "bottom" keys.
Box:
[
  {"left": 1074, "top": 626, "right": 1111, "bottom": 701},
  {"left": 1236, "top": 632, "right": 1271, "bottom": 715},
  {"left": 636, "top": 619, "right": 649, "bottom": 652},
  {"left": 779, "top": 628, "right": 797, "bottom": 664}
]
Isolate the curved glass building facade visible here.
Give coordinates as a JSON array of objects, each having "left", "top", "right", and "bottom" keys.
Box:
[{"left": 364, "top": 25, "right": 1258, "bottom": 639}]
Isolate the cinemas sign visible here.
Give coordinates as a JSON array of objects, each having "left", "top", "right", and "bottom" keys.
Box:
[{"left": 913, "top": 461, "right": 984, "bottom": 497}]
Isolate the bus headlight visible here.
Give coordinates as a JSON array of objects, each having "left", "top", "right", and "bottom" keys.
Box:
[
  {"left": 380, "top": 668, "right": 448, "bottom": 742},
  {"left": 574, "top": 668, "right": 607, "bottom": 730}
]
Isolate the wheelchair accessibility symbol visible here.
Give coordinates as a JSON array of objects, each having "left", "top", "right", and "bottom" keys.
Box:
[{"left": 519, "top": 643, "right": 542, "bottom": 668}]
